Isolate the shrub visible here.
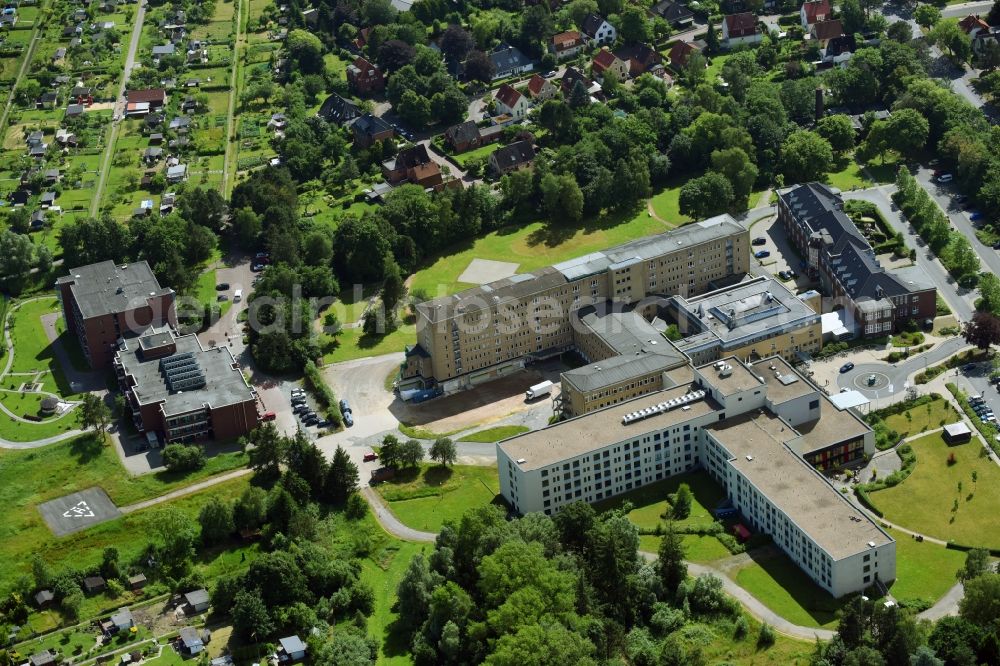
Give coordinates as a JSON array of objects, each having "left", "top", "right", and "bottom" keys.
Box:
[
  {"left": 733, "top": 615, "right": 749, "bottom": 639},
  {"left": 162, "top": 443, "right": 206, "bottom": 472},
  {"left": 758, "top": 623, "right": 776, "bottom": 647},
  {"left": 303, "top": 359, "right": 342, "bottom": 427}
]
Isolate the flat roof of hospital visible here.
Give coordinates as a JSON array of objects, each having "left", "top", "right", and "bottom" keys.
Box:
[{"left": 707, "top": 412, "right": 892, "bottom": 560}]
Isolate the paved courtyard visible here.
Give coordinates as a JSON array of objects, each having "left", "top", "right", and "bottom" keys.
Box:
[
  {"left": 457, "top": 259, "right": 519, "bottom": 285},
  {"left": 38, "top": 487, "right": 121, "bottom": 536}
]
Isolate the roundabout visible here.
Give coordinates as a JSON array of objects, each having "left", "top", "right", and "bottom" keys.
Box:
[{"left": 851, "top": 371, "right": 890, "bottom": 392}]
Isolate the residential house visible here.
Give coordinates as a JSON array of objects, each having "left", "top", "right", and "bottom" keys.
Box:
[
  {"left": 278, "top": 636, "right": 307, "bottom": 663},
  {"left": 178, "top": 626, "right": 205, "bottom": 655},
  {"left": 9, "top": 190, "right": 28, "bottom": 206},
  {"left": 494, "top": 83, "right": 530, "bottom": 119},
  {"left": 29, "top": 651, "right": 56, "bottom": 666},
  {"left": 143, "top": 147, "right": 163, "bottom": 164},
  {"left": 34, "top": 590, "right": 54, "bottom": 609},
  {"left": 352, "top": 26, "right": 372, "bottom": 52},
  {"left": 151, "top": 43, "right": 176, "bottom": 60},
  {"left": 489, "top": 140, "right": 535, "bottom": 176},
  {"left": 560, "top": 66, "right": 602, "bottom": 101},
  {"left": 800, "top": 0, "right": 831, "bottom": 29},
  {"left": 52, "top": 47, "right": 67, "bottom": 64},
  {"left": 40, "top": 191, "right": 56, "bottom": 208},
  {"left": 70, "top": 85, "right": 93, "bottom": 105},
  {"left": 489, "top": 43, "right": 534, "bottom": 80},
  {"left": 581, "top": 13, "right": 617, "bottom": 45},
  {"left": 650, "top": 0, "right": 694, "bottom": 28},
  {"left": 0, "top": 11, "right": 16, "bottom": 28},
  {"left": 165, "top": 164, "right": 187, "bottom": 183},
  {"left": 169, "top": 116, "right": 191, "bottom": 131},
  {"left": 318, "top": 93, "right": 361, "bottom": 126},
  {"left": 83, "top": 576, "right": 106, "bottom": 593},
  {"left": 128, "top": 574, "right": 147, "bottom": 591},
  {"left": 823, "top": 33, "right": 855, "bottom": 64},
  {"left": 591, "top": 48, "right": 629, "bottom": 81},
  {"left": 149, "top": 132, "right": 164, "bottom": 144},
  {"left": 959, "top": 14, "right": 1000, "bottom": 54},
  {"left": 44, "top": 168, "right": 60, "bottom": 184},
  {"left": 30, "top": 211, "right": 45, "bottom": 231},
  {"left": 351, "top": 114, "right": 395, "bottom": 148},
  {"left": 444, "top": 120, "right": 482, "bottom": 153},
  {"left": 721, "top": 13, "right": 762, "bottom": 47},
  {"left": 184, "top": 588, "right": 210, "bottom": 613},
  {"left": 778, "top": 183, "right": 937, "bottom": 337},
  {"left": 105, "top": 607, "right": 134, "bottom": 634},
  {"left": 36, "top": 91, "right": 59, "bottom": 109},
  {"left": 347, "top": 56, "right": 385, "bottom": 94},
  {"left": 526, "top": 73, "right": 557, "bottom": 101},
  {"left": 615, "top": 43, "right": 665, "bottom": 77},
  {"left": 668, "top": 40, "right": 701, "bottom": 70},
  {"left": 127, "top": 88, "right": 167, "bottom": 111},
  {"left": 550, "top": 30, "right": 584, "bottom": 59},
  {"left": 381, "top": 144, "right": 442, "bottom": 187},
  {"left": 65, "top": 103, "right": 84, "bottom": 118},
  {"left": 811, "top": 19, "right": 844, "bottom": 47}
]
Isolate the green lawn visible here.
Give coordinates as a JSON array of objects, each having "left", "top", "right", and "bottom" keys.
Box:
[
  {"left": 322, "top": 319, "right": 417, "bottom": 365},
  {"left": 676, "top": 616, "right": 814, "bottom": 665},
  {"left": 597, "top": 469, "right": 725, "bottom": 531},
  {"left": 640, "top": 533, "right": 733, "bottom": 562},
  {"left": 825, "top": 157, "right": 873, "bottom": 191},
  {"left": 360, "top": 540, "right": 427, "bottom": 665},
  {"left": 458, "top": 425, "right": 530, "bottom": 442},
  {"left": 451, "top": 141, "right": 500, "bottom": 168},
  {"left": 733, "top": 552, "right": 848, "bottom": 629},
  {"left": 887, "top": 528, "right": 965, "bottom": 607},
  {"left": 8, "top": 297, "right": 65, "bottom": 375},
  {"left": 407, "top": 211, "right": 669, "bottom": 298},
  {"left": 648, "top": 184, "right": 691, "bottom": 225},
  {"left": 376, "top": 463, "right": 500, "bottom": 533},
  {"left": 869, "top": 432, "right": 1000, "bottom": 548},
  {"left": 881, "top": 398, "right": 960, "bottom": 439},
  {"left": 0, "top": 433, "right": 249, "bottom": 592}
]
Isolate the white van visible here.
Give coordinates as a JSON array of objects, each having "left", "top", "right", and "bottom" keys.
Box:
[{"left": 233, "top": 289, "right": 242, "bottom": 302}]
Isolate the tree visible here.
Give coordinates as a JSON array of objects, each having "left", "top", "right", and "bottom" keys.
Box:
[
  {"left": 440, "top": 25, "right": 475, "bottom": 61},
  {"left": 705, "top": 20, "right": 720, "bottom": 55},
  {"left": 958, "top": 548, "right": 992, "bottom": 581},
  {"left": 914, "top": 4, "right": 941, "bottom": 29},
  {"left": 401, "top": 439, "right": 424, "bottom": 467},
  {"left": 885, "top": 108, "right": 930, "bottom": 158},
  {"left": 887, "top": 21, "right": 914, "bottom": 43},
  {"left": 233, "top": 486, "right": 268, "bottom": 532},
  {"left": 151, "top": 507, "right": 198, "bottom": 569},
  {"left": 31, "top": 554, "right": 52, "bottom": 590},
  {"left": 35, "top": 244, "right": 52, "bottom": 274},
  {"left": 430, "top": 437, "right": 457, "bottom": 466},
  {"left": 0, "top": 230, "right": 37, "bottom": 293},
  {"left": 378, "top": 39, "right": 416, "bottom": 72},
  {"left": 946, "top": 235, "right": 980, "bottom": 278},
  {"left": 710, "top": 148, "right": 758, "bottom": 209},
  {"left": 313, "top": 631, "right": 376, "bottom": 665},
  {"left": 781, "top": 130, "right": 833, "bottom": 182},
  {"left": 379, "top": 434, "right": 404, "bottom": 469},
  {"left": 619, "top": 6, "right": 650, "bottom": 44},
  {"left": 324, "top": 445, "right": 359, "bottom": 505},
  {"left": 381, "top": 257, "right": 405, "bottom": 315},
  {"left": 679, "top": 172, "right": 733, "bottom": 219},
  {"left": 396, "top": 553, "right": 441, "bottom": 631},
  {"left": 199, "top": 497, "right": 234, "bottom": 545},
  {"left": 672, "top": 483, "right": 693, "bottom": 519},
  {"left": 79, "top": 393, "right": 112, "bottom": 436},
  {"left": 286, "top": 29, "right": 325, "bottom": 74},
  {"left": 464, "top": 50, "right": 495, "bottom": 83},
  {"left": 657, "top": 522, "right": 687, "bottom": 597},
  {"left": 963, "top": 311, "right": 1000, "bottom": 350},
  {"left": 232, "top": 589, "right": 273, "bottom": 640},
  {"left": 930, "top": 20, "right": 972, "bottom": 61},
  {"left": 540, "top": 173, "right": 583, "bottom": 223},
  {"left": 485, "top": 622, "right": 596, "bottom": 666},
  {"left": 817, "top": 114, "right": 856, "bottom": 154},
  {"left": 960, "top": 572, "right": 1000, "bottom": 627},
  {"left": 841, "top": 0, "right": 866, "bottom": 34},
  {"left": 244, "top": 423, "right": 286, "bottom": 480}
]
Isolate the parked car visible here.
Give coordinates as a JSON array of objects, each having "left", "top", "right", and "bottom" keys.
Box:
[
  {"left": 363, "top": 451, "right": 378, "bottom": 462},
  {"left": 840, "top": 362, "right": 855, "bottom": 373},
  {"left": 261, "top": 411, "right": 276, "bottom": 421},
  {"left": 754, "top": 250, "right": 770, "bottom": 259},
  {"left": 216, "top": 282, "right": 229, "bottom": 291},
  {"left": 292, "top": 404, "right": 308, "bottom": 414},
  {"left": 291, "top": 388, "right": 305, "bottom": 396},
  {"left": 777, "top": 270, "right": 792, "bottom": 280},
  {"left": 315, "top": 419, "right": 331, "bottom": 428},
  {"left": 339, "top": 399, "right": 351, "bottom": 414},
  {"left": 218, "top": 294, "right": 228, "bottom": 301},
  {"left": 955, "top": 194, "right": 967, "bottom": 203},
  {"left": 251, "top": 263, "right": 265, "bottom": 272},
  {"left": 303, "top": 415, "right": 319, "bottom": 426},
  {"left": 291, "top": 397, "right": 306, "bottom": 405},
  {"left": 752, "top": 237, "right": 767, "bottom": 246},
  {"left": 937, "top": 173, "right": 954, "bottom": 183},
  {"left": 969, "top": 211, "right": 984, "bottom": 221},
  {"left": 344, "top": 412, "right": 354, "bottom": 427}
]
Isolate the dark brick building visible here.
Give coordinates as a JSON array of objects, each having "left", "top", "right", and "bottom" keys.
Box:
[{"left": 55, "top": 261, "right": 176, "bottom": 368}]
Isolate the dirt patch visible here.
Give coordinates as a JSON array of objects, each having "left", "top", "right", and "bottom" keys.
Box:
[{"left": 87, "top": 102, "right": 115, "bottom": 112}]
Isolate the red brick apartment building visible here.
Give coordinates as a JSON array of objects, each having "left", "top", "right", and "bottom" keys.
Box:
[
  {"left": 114, "top": 327, "right": 259, "bottom": 443},
  {"left": 56, "top": 261, "right": 176, "bottom": 368}
]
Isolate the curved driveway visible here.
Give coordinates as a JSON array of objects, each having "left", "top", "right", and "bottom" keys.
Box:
[{"left": 836, "top": 337, "right": 970, "bottom": 397}]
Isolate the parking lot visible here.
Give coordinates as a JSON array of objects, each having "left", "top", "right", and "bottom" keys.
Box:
[
  {"left": 749, "top": 216, "right": 811, "bottom": 292},
  {"left": 954, "top": 363, "right": 1000, "bottom": 428}
]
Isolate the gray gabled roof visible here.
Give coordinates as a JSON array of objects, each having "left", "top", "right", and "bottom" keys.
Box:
[{"left": 489, "top": 43, "right": 532, "bottom": 72}]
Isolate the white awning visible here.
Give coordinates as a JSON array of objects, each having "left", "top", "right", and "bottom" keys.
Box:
[{"left": 829, "top": 390, "right": 869, "bottom": 410}]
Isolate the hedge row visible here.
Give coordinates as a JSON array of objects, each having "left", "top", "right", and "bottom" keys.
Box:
[{"left": 303, "top": 360, "right": 343, "bottom": 428}]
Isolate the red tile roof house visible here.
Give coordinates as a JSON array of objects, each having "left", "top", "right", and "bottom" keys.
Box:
[
  {"left": 494, "top": 83, "right": 530, "bottom": 120},
  {"left": 347, "top": 56, "right": 385, "bottom": 95},
  {"left": 615, "top": 43, "right": 664, "bottom": 77},
  {"left": 381, "top": 144, "right": 442, "bottom": 187},
  {"left": 526, "top": 73, "right": 557, "bottom": 101},
  {"left": 445, "top": 120, "right": 482, "bottom": 153},
  {"left": 126, "top": 88, "right": 167, "bottom": 111},
  {"left": 721, "top": 13, "right": 762, "bottom": 47},
  {"left": 810, "top": 18, "right": 844, "bottom": 46},
  {"left": 800, "top": 0, "right": 831, "bottom": 30},
  {"left": 591, "top": 48, "right": 630, "bottom": 81},
  {"left": 668, "top": 40, "right": 701, "bottom": 70},
  {"left": 958, "top": 14, "right": 990, "bottom": 37},
  {"left": 550, "top": 30, "right": 584, "bottom": 59}
]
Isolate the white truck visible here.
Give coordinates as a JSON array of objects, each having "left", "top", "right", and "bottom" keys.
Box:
[{"left": 525, "top": 380, "right": 554, "bottom": 400}]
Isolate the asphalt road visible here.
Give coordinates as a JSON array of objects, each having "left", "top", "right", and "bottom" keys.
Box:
[
  {"left": 842, "top": 186, "right": 976, "bottom": 322},
  {"left": 834, "top": 336, "right": 969, "bottom": 397}
]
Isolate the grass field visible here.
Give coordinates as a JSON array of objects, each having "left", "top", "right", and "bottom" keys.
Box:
[
  {"left": 826, "top": 158, "right": 872, "bottom": 191},
  {"left": 360, "top": 540, "right": 427, "bottom": 665},
  {"left": 376, "top": 463, "right": 500, "bottom": 533},
  {"left": 733, "top": 552, "right": 847, "bottom": 629},
  {"left": 869, "top": 432, "right": 1000, "bottom": 548},
  {"left": 881, "top": 398, "right": 960, "bottom": 439},
  {"left": 408, "top": 212, "right": 669, "bottom": 297},
  {"left": 458, "top": 425, "right": 529, "bottom": 442},
  {"left": 597, "top": 469, "right": 725, "bottom": 531},
  {"left": 639, "top": 533, "right": 733, "bottom": 562},
  {"left": 887, "top": 528, "right": 965, "bottom": 607},
  {"left": 8, "top": 297, "right": 65, "bottom": 375},
  {"left": 648, "top": 183, "right": 690, "bottom": 224},
  {"left": 0, "top": 433, "right": 249, "bottom": 591},
  {"left": 322, "top": 318, "right": 417, "bottom": 365}
]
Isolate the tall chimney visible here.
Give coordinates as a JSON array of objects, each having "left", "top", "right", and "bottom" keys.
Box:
[{"left": 815, "top": 87, "right": 824, "bottom": 121}]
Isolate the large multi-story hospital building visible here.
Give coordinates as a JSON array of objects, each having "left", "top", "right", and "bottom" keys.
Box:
[{"left": 497, "top": 356, "right": 893, "bottom": 598}]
